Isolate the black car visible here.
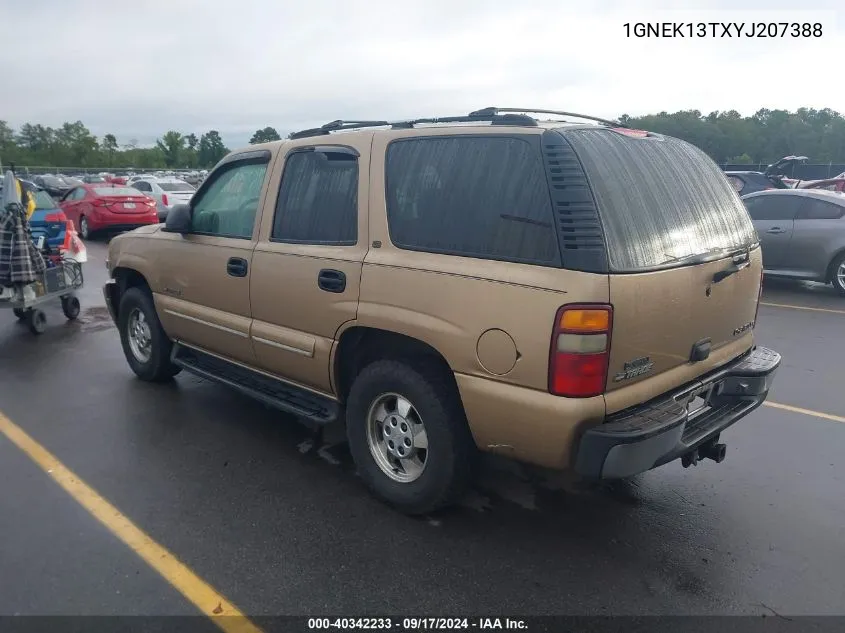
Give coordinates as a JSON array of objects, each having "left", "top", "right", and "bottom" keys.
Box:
[
  {"left": 725, "top": 155, "right": 807, "bottom": 196},
  {"left": 33, "top": 174, "right": 73, "bottom": 198}
]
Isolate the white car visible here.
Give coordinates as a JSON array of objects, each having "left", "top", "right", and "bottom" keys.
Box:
[{"left": 130, "top": 178, "right": 195, "bottom": 221}]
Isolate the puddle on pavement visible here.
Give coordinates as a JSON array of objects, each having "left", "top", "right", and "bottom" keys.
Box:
[{"left": 77, "top": 306, "right": 114, "bottom": 332}]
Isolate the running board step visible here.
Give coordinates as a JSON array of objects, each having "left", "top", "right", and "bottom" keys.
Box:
[{"left": 171, "top": 343, "right": 339, "bottom": 425}]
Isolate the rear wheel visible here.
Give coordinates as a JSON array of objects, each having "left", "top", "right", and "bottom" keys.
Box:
[
  {"left": 79, "top": 216, "right": 90, "bottom": 240},
  {"left": 831, "top": 252, "right": 845, "bottom": 296},
  {"left": 346, "top": 359, "right": 475, "bottom": 515},
  {"left": 117, "top": 287, "right": 181, "bottom": 381}
]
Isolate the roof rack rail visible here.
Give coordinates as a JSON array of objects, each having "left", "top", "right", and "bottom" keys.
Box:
[
  {"left": 469, "top": 107, "right": 625, "bottom": 128},
  {"left": 288, "top": 112, "right": 539, "bottom": 139}
]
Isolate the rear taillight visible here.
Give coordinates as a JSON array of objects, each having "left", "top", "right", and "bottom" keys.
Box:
[
  {"left": 548, "top": 304, "right": 613, "bottom": 398},
  {"left": 93, "top": 198, "right": 110, "bottom": 207},
  {"left": 44, "top": 212, "right": 66, "bottom": 222},
  {"left": 144, "top": 197, "right": 156, "bottom": 207},
  {"left": 161, "top": 194, "right": 169, "bottom": 206}
]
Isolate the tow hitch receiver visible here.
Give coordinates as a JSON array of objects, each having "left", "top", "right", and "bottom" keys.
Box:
[{"left": 682, "top": 441, "right": 727, "bottom": 468}]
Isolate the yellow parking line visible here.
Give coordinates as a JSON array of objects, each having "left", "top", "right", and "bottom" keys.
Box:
[
  {"left": 764, "top": 401, "right": 845, "bottom": 424},
  {"left": 759, "top": 301, "right": 845, "bottom": 315},
  {"left": 0, "top": 412, "right": 262, "bottom": 633}
]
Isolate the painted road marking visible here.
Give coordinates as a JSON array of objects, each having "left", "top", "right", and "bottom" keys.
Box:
[
  {"left": 760, "top": 301, "right": 845, "bottom": 315},
  {"left": 0, "top": 412, "right": 262, "bottom": 633},
  {"left": 764, "top": 401, "right": 845, "bottom": 424}
]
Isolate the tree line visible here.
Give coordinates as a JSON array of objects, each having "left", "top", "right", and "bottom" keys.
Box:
[{"left": 1, "top": 108, "right": 844, "bottom": 170}]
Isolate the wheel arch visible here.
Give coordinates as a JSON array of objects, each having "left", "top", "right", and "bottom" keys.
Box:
[
  {"left": 825, "top": 247, "right": 845, "bottom": 283},
  {"left": 333, "top": 326, "right": 456, "bottom": 405},
  {"left": 111, "top": 267, "right": 151, "bottom": 320}
]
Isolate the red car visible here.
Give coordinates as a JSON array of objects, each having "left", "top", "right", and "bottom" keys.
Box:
[{"left": 59, "top": 184, "right": 159, "bottom": 239}]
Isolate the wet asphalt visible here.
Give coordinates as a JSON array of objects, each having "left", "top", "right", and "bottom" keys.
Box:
[{"left": 0, "top": 240, "right": 843, "bottom": 618}]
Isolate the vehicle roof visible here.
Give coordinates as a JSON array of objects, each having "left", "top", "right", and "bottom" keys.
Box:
[{"left": 742, "top": 188, "right": 845, "bottom": 204}]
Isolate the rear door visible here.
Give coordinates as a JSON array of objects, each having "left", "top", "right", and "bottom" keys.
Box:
[
  {"left": 249, "top": 140, "right": 369, "bottom": 394},
  {"left": 744, "top": 194, "right": 802, "bottom": 269},
  {"left": 555, "top": 128, "right": 762, "bottom": 409},
  {"left": 786, "top": 196, "right": 845, "bottom": 278}
]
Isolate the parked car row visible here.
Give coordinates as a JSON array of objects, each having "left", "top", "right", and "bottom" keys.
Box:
[{"left": 742, "top": 188, "right": 845, "bottom": 295}]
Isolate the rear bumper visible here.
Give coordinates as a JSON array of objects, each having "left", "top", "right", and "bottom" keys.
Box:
[{"left": 575, "top": 346, "right": 781, "bottom": 479}]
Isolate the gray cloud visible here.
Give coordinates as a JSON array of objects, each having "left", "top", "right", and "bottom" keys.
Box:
[{"left": 4, "top": 0, "right": 842, "bottom": 149}]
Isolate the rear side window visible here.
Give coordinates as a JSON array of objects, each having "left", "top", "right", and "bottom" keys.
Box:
[
  {"left": 272, "top": 149, "right": 358, "bottom": 245},
  {"left": 743, "top": 194, "right": 802, "bottom": 220},
  {"left": 385, "top": 136, "right": 560, "bottom": 265},
  {"left": 798, "top": 198, "right": 844, "bottom": 220},
  {"left": 561, "top": 129, "right": 758, "bottom": 271}
]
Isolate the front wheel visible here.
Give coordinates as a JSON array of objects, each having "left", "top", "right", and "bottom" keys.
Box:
[
  {"left": 346, "top": 359, "right": 475, "bottom": 515},
  {"left": 117, "top": 287, "right": 181, "bottom": 381},
  {"left": 61, "top": 295, "right": 80, "bottom": 320},
  {"left": 831, "top": 252, "right": 845, "bottom": 296}
]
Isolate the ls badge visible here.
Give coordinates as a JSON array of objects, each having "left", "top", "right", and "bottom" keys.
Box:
[{"left": 613, "top": 356, "right": 654, "bottom": 382}]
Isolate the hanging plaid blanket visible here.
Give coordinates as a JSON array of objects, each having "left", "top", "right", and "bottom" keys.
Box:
[{"left": 0, "top": 205, "right": 47, "bottom": 286}]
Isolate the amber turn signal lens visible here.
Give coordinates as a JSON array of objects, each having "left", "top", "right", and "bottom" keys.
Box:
[{"left": 559, "top": 309, "right": 610, "bottom": 332}]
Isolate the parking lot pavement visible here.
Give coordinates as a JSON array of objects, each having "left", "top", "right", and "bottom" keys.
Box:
[
  {"left": 0, "top": 432, "right": 197, "bottom": 616},
  {"left": 0, "top": 240, "right": 843, "bottom": 621}
]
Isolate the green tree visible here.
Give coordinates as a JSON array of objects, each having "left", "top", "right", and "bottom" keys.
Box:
[
  {"left": 249, "top": 126, "right": 281, "bottom": 144},
  {"left": 198, "top": 130, "right": 229, "bottom": 168},
  {"left": 184, "top": 133, "right": 199, "bottom": 167},
  {"left": 102, "top": 133, "right": 119, "bottom": 166},
  {"left": 156, "top": 131, "right": 185, "bottom": 167}
]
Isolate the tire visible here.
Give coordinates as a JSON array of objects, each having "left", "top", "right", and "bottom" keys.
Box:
[
  {"left": 13, "top": 308, "right": 26, "bottom": 320},
  {"left": 345, "top": 359, "right": 475, "bottom": 515},
  {"left": 117, "top": 287, "right": 181, "bottom": 382},
  {"left": 28, "top": 309, "right": 47, "bottom": 335},
  {"left": 61, "top": 295, "right": 81, "bottom": 320},
  {"left": 79, "top": 216, "right": 90, "bottom": 240},
  {"left": 830, "top": 252, "right": 845, "bottom": 296}
]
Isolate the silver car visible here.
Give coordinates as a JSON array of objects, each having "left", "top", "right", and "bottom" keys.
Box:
[
  {"left": 130, "top": 178, "right": 195, "bottom": 221},
  {"left": 742, "top": 189, "right": 845, "bottom": 295}
]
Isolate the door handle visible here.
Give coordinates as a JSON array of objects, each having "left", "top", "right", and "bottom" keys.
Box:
[
  {"left": 318, "top": 269, "right": 346, "bottom": 293},
  {"left": 226, "top": 257, "right": 248, "bottom": 277},
  {"left": 766, "top": 227, "right": 787, "bottom": 234}
]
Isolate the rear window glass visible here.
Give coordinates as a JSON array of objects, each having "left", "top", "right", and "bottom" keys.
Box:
[
  {"left": 562, "top": 129, "right": 758, "bottom": 271},
  {"left": 94, "top": 187, "right": 140, "bottom": 197},
  {"left": 158, "top": 182, "right": 195, "bottom": 192},
  {"left": 385, "top": 136, "right": 560, "bottom": 265},
  {"left": 33, "top": 190, "right": 56, "bottom": 209}
]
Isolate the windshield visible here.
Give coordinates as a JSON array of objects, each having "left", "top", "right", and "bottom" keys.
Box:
[
  {"left": 560, "top": 128, "right": 758, "bottom": 272},
  {"left": 158, "top": 182, "right": 195, "bottom": 192},
  {"left": 94, "top": 187, "right": 143, "bottom": 197}
]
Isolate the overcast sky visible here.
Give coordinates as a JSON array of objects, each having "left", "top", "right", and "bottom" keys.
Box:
[{"left": 3, "top": 0, "right": 841, "bottom": 148}]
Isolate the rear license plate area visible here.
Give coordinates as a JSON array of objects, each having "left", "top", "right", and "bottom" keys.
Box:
[{"left": 123, "top": 202, "right": 136, "bottom": 209}]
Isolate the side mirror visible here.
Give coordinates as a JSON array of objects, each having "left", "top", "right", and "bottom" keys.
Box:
[{"left": 162, "top": 203, "right": 192, "bottom": 233}]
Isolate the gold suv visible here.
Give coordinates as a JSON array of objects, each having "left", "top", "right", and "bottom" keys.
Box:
[{"left": 104, "top": 108, "right": 781, "bottom": 514}]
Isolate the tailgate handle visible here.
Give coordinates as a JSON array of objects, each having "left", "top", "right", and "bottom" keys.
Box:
[
  {"left": 712, "top": 260, "right": 750, "bottom": 284},
  {"left": 690, "top": 338, "right": 712, "bottom": 362}
]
